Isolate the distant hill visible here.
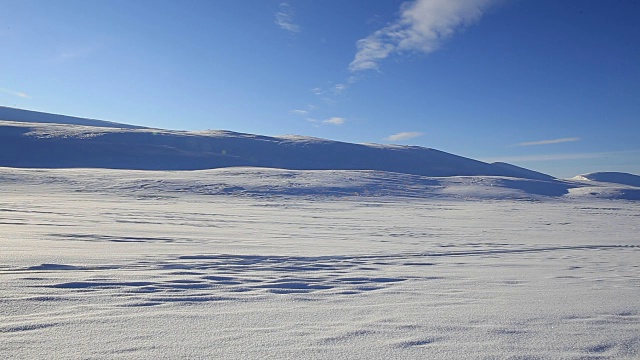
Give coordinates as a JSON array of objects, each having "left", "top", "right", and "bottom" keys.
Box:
[
  {"left": 573, "top": 172, "right": 640, "bottom": 187},
  {"left": 0, "top": 106, "right": 145, "bottom": 129},
  {"left": 0, "top": 108, "right": 555, "bottom": 180}
]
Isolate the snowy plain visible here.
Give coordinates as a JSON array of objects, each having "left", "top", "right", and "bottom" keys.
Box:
[{"left": 1, "top": 167, "right": 639, "bottom": 359}]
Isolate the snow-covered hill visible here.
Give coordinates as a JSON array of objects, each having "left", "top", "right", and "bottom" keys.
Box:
[
  {"left": 1, "top": 110, "right": 638, "bottom": 359},
  {"left": 2, "top": 108, "right": 637, "bottom": 201},
  {"left": 0, "top": 112, "right": 552, "bottom": 179},
  {"left": 567, "top": 172, "right": 640, "bottom": 200},
  {"left": 573, "top": 172, "right": 640, "bottom": 187}
]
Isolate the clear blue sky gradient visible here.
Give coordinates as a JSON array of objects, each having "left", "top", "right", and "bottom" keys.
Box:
[{"left": 1, "top": 0, "right": 639, "bottom": 178}]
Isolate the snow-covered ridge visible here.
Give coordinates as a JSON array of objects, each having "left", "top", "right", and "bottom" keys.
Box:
[
  {"left": 0, "top": 111, "right": 552, "bottom": 180},
  {"left": 1, "top": 107, "right": 637, "bottom": 194}
]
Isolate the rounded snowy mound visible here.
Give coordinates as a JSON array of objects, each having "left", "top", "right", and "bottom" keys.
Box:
[{"left": 573, "top": 172, "right": 640, "bottom": 187}]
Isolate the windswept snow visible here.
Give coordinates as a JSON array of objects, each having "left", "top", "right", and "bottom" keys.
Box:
[
  {"left": 1, "top": 168, "right": 639, "bottom": 359},
  {"left": 0, "top": 167, "right": 637, "bottom": 200}
]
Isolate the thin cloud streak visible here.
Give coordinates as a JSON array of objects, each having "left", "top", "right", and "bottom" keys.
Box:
[
  {"left": 483, "top": 150, "right": 640, "bottom": 163},
  {"left": 0, "top": 87, "right": 30, "bottom": 98},
  {"left": 290, "top": 109, "right": 308, "bottom": 116},
  {"left": 323, "top": 117, "right": 346, "bottom": 125},
  {"left": 333, "top": 83, "right": 347, "bottom": 94},
  {"left": 513, "top": 137, "right": 581, "bottom": 147},
  {"left": 305, "top": 117, "right": 347, "bottom": 126},
  {"left": 310, "top": 82, "right": 351, "bottom": 97},
  {"left": 350, "top": 0, "right": 495, "bottom": 72},
  {"left": 275, "top": 2, "right": 300, "bottom": 33},
  {"left": 385, "top": 132, "right": 424, "bottom": 141}
]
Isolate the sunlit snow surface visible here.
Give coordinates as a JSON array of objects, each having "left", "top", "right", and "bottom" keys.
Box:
[{"left": 1, "top": 168, "right": 639, "bottom": 359}]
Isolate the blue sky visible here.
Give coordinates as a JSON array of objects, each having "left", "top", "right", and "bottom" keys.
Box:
[{"left": 1, "top": 0, "right": 639, "bottom": 177}]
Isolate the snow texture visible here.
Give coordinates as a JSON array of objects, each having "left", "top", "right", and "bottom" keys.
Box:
[{"left": 1, "top": 167, "right": 639, "bottom": 359}]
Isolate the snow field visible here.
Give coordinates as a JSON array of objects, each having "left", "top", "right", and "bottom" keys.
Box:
[{"left": 1, "top": 168, "right": 639, "bottom": 359}]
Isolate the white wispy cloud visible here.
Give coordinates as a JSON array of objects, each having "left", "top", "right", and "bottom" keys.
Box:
[
  {"left": 513, "top": 137, "right": 581, "bottom": 147},
  {"left": 0, "top": 87, "right": 30, "bottom": 98},
  {"left": 485, "top": 153, "right": 603, "bottom": 163},
  {"left": 350, "top": 0, "right": 495, "bottom": 72},
  {"left": 385, "top": 132, "right": 424, "bottom": 141},
  {"left": 323, "top": 117, "right": 346, "bottom": 125},
  {"left": 290, "top": 109, "right": 309, "bottom": 116},
  {"left": 482, "top": 150, "right": 640, "bottom": 163},
  {"left": 333, "top": 83, "right": 347, "bottom": 94},
  {"left": 310, "top": 82, "right": 351, "bottom": 97},
  {"left": 275, "top": 2, "right": 300, "bottom": 33},
  {"left": 304, "top": 116, "right": 346, "bottom": 126}
]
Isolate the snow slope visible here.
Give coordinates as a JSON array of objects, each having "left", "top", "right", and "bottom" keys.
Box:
[
  {"left": 1, "top": 166, "right": 637, "bottom": 200},
  {"left": 0, "top": 106, "right": 145, "bottom": 129},
  {"left": 0, "top": 115, "right": 552, "bottom": 179},
  {"left": 1, "top": 168, "right": 638, "bottom": 359}
]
